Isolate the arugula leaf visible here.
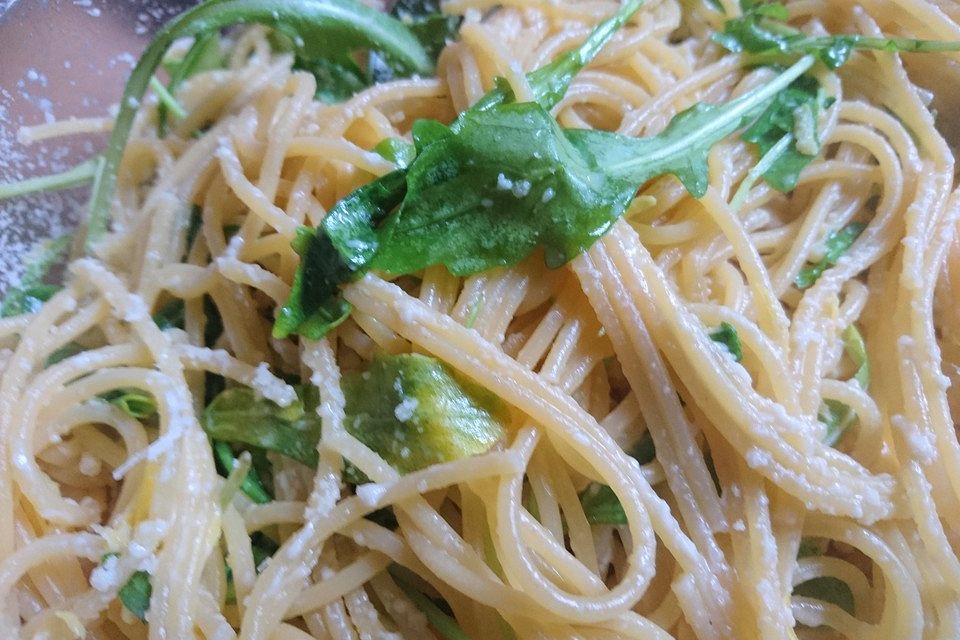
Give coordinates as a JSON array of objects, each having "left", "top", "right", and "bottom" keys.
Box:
[
  {"left": 153, "top": 298, "right": 185, "bottom": 330},
  {"left": 843, "top": 324, "right": 869, "bottom": 390},
  {"left": 276, "top": 27, "right": 813, "bottom": 341},
  {"left": 797, "top": 536, "right": 827, "bottom": 558},
  {"left": 273, "top": 171, "right": 408, "bottom": 339},
  {"left": 86, "top": 0, "right": 433, "bottom": 250},
  {"left": 709, "top": 321, "right": 743, "bottom": 362},
  {"left": 251, "top": 531, "right": 280, "bottom": 568},
  {"left": 714, "top": 1, "right": 960, "bottom": 69},
  {"left": 158, "top": 31, "right": 225, "bottom": 135},
  {"left": 213, "top": 440, "right": 272, "bottom": 504},
  {"left": 467, "top": 0, "right": 644, "bottom": 115},
  {"left": 388, "top": 565, "right": 471, "bottom": 640},
  {"left": 102, "top": 389, "right": 158, "bottom": 420},
  {"left": 819, "top": 399, "right": 853, "bottom": 448},
  {"left": 372, "top": 103, "right": 640, "bottom": 274},
  {"left": 741, "top": 75, "right": 830, "bottom": 192},
  {"left": 119, "top": 570, "right": 153, "bottom": 622},
  {"left": 205, "top": 355, "right": 506, "bottom": 483},
  {"left": 580, "top": 432, "right": 655, "bottom": 525},
  {"left": 204, "top": 385, "right": 322, "bottom": 469},
  {"left": 818, "top": 324, "right": 870, "bottom": 447},
  {"left": 580, "top": 484, "right": 629, "bottom": 526},
  {"left": 795, "top": 222, "right": 865, "bottom": 289},
  {"left": 273, "top": 1, "right": 648, "bottom": 339},
  {"left": 372, "top": 57, "right": 813, "bottom": 274},
  {"left": 585, "top": 55, "right": 813, "bottom": 196},
  {"left": 46, "top": 342, "right": 86, "bottom": 367},
  {"left": 368, "top": 0, "right": 462, "bottom": 84},
  {"left": 375, "top": 137, "right": 417, "bottom": 168},
  {"left": 793, "top": 576, "right": 855, "bottom": 615},
  {"left": 342, "top": 353, "right": 508, "bottom": 475},
  {"left": 0, "top": 235, "right": 71, "bottom": 318}
]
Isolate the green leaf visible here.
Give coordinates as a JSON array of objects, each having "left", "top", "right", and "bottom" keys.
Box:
[
  {"left": 842, "top": 324, "right": 869, "bottom": 390},
  {"left": 816, "top": 324, "right": 869, "bottom": 447},
  {"left": 819, "top": 398, "right": 854, "bottom": 448},
  {"left": 153, "top": 298, "right": 185, "bottom": 330},
  {"left": 86, "top": 0, "right": 433, "bottom": 250},
  {"left": 295, "top": 54, "right": 370, "bottom": 103},
  {"left": 580, "top": 484, "right": 628, "bottom": 526},
  {"left": 119, "top": 570, "right": 153, "bottom": 622},
  {"left": 466, "top": 0, "right": 644, "bottom": 116},
  {"left": 272, "top": 172, "right": 407, "bottom": 340},
  {"left": 204, "top": 385, "right": 322, "bottom": 469},
  {"left": 628, "top": 430, "right": 657, "bottom": 466},
  {"left": 213, "top": 440, "right": 273, "bottom": 504},
  {"left": 0, "top": 235, "right": 71, "bottom": 318},
  {"left": 342, "top": 354, "right": 508, "bottom": 475},
  {"left": 373, "top": 103, "right": 639, "bottom": 274},
  {"left": 368, "top": 0, "right": 462, "bottom": 85},
  {"left": 741, "top": 75, "right": 829, "bottom": 192},
  {"left": 373, "top": 58, "right": 813, "bottom": 275},
  {"left": 586, "top": 55, "right": 814, "bottom": 197},
  {"left": 251, "top": 531, "right": 280, "bottom": 569},
  {"left": 793, "top": 576, "right": 855, "bottom": 616},
  {"left": 46, "top": 342, "right": 86, "bottom": 367},
  {"left": 580, "top": 431, "right": 656, "bottom": 525},
  {"left": 714, "top": 2, "right": 960, "bottom": 69},
  {"left": 375, "top": 137, "right": 417, "bottom": 168},
  {"left": 709, "top": 321, "right": 743, "bottom": 362},
  {"left": 797, "top": 536, "right": 826, "bottom": 558},
  {"left": 388, "top": 565, "right": 472, "bottom": 640},
  {"left": 795, "top": 222, "right": 866, "bottom": 289},
  {"left": 102, "top": 389, "right": 158, "bottom": 420},
  {"left": 275, "top": 34, "right": 812, "bottom": 340}
]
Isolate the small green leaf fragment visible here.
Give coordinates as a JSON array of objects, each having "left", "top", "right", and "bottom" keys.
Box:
[
  {"left": 213, "top": 440, "right": 272, "bottom": 505},
  {"left": 819, "top": 399, "right": 855, "bottom": 447},
  {"left": 272, "top": 171, "right": 408, "bottom": 340},
  {"left": 102, "top": 388, "right": 158, "bottom": 420},
  {"left": 842, "top": 324, "right": 869, "bottom": 390},
  {"left": 375, "top": 137, "right": 417, "bottom": 168},
  {"left": 709, "top": 322, "right": 743, "bottom": 362},
  {"left": 580, "top": 484, "right": 628, "bottom": 525},
  {"left": 793, "top": 576, "right": 855, "bottom": 616},
  {"left": 795, "top": 223, "right": 866, "bottom": 289},
  {"left": 580, "top": 432, "right": 656, "bottom": 525},
  {"left": 119, "top": 570, "right": 153, "bottom": 622}
]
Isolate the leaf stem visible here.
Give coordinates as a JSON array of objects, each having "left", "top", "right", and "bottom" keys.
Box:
[
  {"left": 149, "top": 76, "right": 188, "bottom": 120},
  {"left": 0, "top": 156, "right": 100, "bottom": 201},
  {"left": 802, "top": 34, "right": 960, "bottom": 54},
  {"left": 729, "top": 133, "right": 793, "bottom": 212},
  {"left": 608, "top": 55, "right": 815, "bottom": 175}
]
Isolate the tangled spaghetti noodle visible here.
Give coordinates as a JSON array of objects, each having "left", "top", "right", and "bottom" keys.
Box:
[{"left": 2, "top": 0, "right": 960, "bottom": 638}]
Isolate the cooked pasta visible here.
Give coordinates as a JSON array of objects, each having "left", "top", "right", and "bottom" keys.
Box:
[{"left": 2, "top": 0, "right": 960, "bottom": 638}]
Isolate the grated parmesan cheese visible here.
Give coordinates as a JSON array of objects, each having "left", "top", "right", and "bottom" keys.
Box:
[{"left": 356, "top": 482, "right": 387, "bottom": 507}]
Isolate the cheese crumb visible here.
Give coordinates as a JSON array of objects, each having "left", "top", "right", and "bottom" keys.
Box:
[
  {"left": 356, "top": 483, "right": 387, "bottom": 507},
  {"left": 394, "top": 396, "right": 418, "bottom": 422}
]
